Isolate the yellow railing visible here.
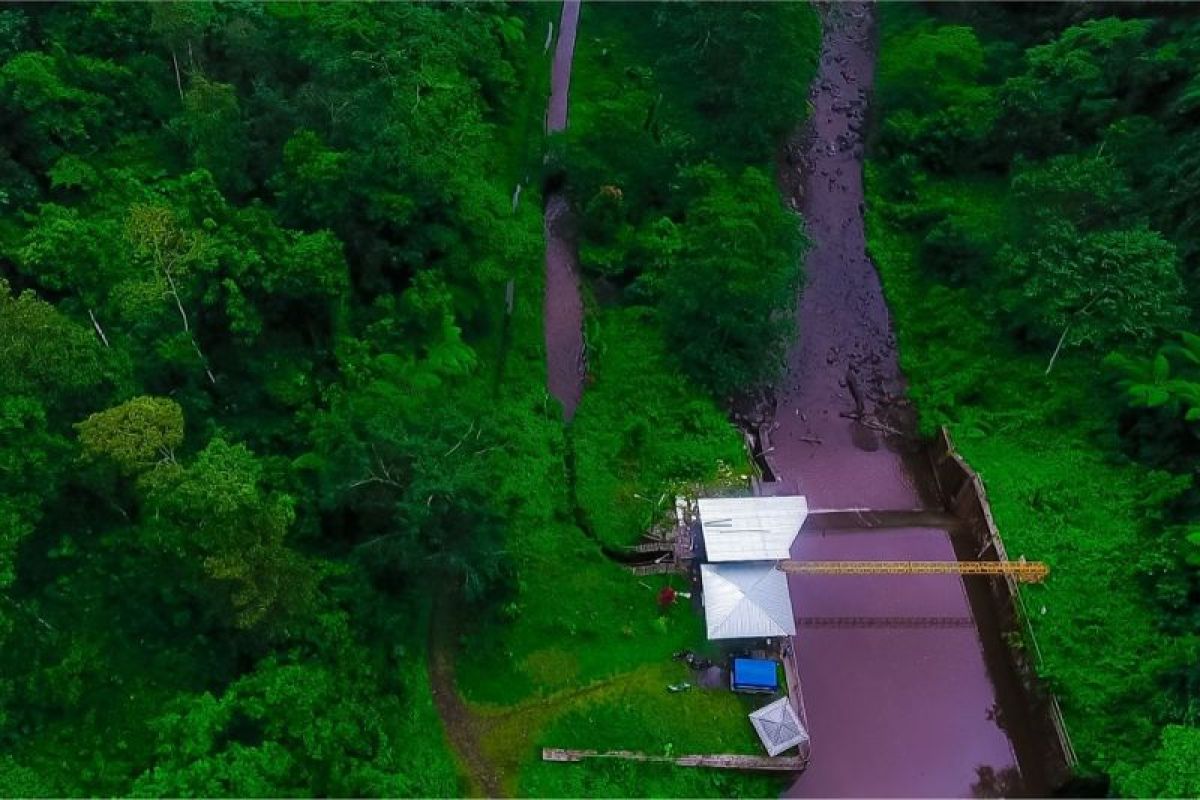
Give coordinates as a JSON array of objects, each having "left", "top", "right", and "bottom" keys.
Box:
[{"left": 776, "top": 559, "right": 1050, "bottom": 583}]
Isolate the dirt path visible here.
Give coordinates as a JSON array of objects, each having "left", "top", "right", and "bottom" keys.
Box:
[{"left": 429, "top": 599, "right": 505, "bottom": 798}]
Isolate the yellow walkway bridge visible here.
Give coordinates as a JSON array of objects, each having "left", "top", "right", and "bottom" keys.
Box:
[{"left": 776, "top": 559, "right": 1049, "bottom": 583}]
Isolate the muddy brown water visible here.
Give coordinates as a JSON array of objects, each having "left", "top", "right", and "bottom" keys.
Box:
[
  {"left": 775, "top": 4, "right": 1046, "bottom": 797},
  {"left": 544, "top": 0, "right": 585, "bottom": 422}
]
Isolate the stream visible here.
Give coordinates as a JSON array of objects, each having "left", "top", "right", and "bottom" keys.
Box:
[
  {"left": 544, "top": 0, "right": 585, "bottom": 422},
  {"left": 776, "top": 4, "right": 1044, "bottom": 797}
]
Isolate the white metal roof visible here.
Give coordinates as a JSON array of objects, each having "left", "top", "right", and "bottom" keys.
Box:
[
  {"left": 700, "top": 563, "right": 796, "bottom": 640},
  {"left": 698, "top": 496, "right": 808, "bottom": 562},
  {"left": 749, "top": 697, "right": 810, "bottom": 756}
]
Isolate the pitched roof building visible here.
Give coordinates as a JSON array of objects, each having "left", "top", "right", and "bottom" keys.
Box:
[
  {"left": 700, "top": 562, "right": 796, "bottom": 640},
  {"left": 698, "top": 496, "right": 808, "bottom": 562},
  {"left": 749, "top": 696, "right": 810, "bottom": 757}
]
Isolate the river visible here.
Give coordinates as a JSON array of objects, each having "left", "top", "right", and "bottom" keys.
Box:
[{"left": 775, "top": 4, "right": 1040, "bottom": 796}]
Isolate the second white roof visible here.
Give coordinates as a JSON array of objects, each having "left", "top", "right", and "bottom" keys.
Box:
[{"left": 698, "top": 496, "right": 808, "bottom": 561}]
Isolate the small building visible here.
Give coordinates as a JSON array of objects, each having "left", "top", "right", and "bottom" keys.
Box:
[
  {"left": 700, "top": 562, "right": 797, "bottom": 640},
  {"left": 749, "top": 696, "right": 810, "bottom": 757},
  {"left": 698, "top": 496, "right": 808, "bottom": 562},
  {"left": 731, "top": 657, "right": 779, "bottom": 694}
]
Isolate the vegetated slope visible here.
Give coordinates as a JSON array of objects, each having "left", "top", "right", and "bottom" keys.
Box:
[
  {"left": 868, "top": 5, "right": 1200, "bottom": 793},
  {"left": 455, "top": 2, "right": 821, "bottom": 796},
  {"left": 554, "top": 1, "right": 818, "bottom": 398},
  {"left": 562, "top": 0, "right": 818, "bottom": 552}
]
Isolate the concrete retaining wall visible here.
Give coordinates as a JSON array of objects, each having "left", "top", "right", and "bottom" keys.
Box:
[{"left": 928, "top": 426, "right": 1078, "bottom": 784}]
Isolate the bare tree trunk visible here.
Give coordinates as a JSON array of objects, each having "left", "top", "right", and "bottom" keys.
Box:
[
  {"left": 162, "top": 270, "right": 190, "bottom": 333},
  {"left": 171, "top": 48, "right": 184, "bottom": 99},
  {"left": 1045, "top": 325, "right": 1070, "bottom": 376},
  {"left": 196, "top": 347, "right": 216, "bottom": 385},
  {"left": 163, "top": 269, "right": 215, "bottom": 384},
  {"left": 1046, "top": 296, "right": 1100, "bottom": 376},
  {"left": 87, "top": 309, "right": 110, "bottom": 348}
]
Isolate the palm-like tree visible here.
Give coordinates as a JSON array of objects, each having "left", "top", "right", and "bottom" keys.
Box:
[{"left": 1105, "top": 332, "right": 1200, "bottom": 421}]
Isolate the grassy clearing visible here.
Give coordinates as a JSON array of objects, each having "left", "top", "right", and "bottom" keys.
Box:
[
  {"left": 467, "top": 661, "right": 779, "bottom": 797},
  {"left": 455, "top": 287, "right": 757, "bottom": 758}
]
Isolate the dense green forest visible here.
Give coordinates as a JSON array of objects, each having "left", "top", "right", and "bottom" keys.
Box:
[
  {"left": 5, "top": 0, "right": 1199, "bottom": 796},
  {"left": 0, "top": 2, "right": 818, "bottom": 796},
  {"left": 870, "top": 4, "right": 1200, "bottom": 794}
]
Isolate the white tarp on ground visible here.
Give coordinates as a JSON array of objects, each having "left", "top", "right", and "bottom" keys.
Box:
[
  {"left": 749, "top": 696, "right": 810, "bottom": 756},
  {"left": 698, "top": 496, "right": 808, "bottom": 562},
  {"left": 700, "top": 562, "right": 796, "bottom": 640}
]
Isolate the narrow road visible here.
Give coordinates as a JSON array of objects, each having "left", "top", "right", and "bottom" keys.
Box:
[{"left": 773, "top": 4, "right": 1032, "bottom": 797}]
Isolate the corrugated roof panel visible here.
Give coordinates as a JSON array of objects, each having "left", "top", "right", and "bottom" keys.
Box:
[
  {"left": 701, "top": 563, "right": 796, "bottom": 640},
  {"left": 699, "top": 496, "right": 808, "bottom": 562}
]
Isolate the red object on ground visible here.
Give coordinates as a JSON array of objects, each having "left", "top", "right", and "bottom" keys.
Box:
[{"left": 658, "top": 586, "right": 677, "bottom": 609}]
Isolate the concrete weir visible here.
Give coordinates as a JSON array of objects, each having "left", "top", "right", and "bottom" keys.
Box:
[{"left": 771, "top": 3, "right": 1052, "bottom": 797}]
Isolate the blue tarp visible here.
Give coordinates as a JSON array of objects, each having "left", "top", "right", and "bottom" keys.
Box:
[{"left": 731, "top": 658, "right": 778, "bottom": 691}]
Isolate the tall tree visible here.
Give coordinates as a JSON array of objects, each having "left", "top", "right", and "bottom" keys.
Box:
[
  {"left": 662, "top": 165, "right": 803, "bottom": 395},
  {"left": 139, "top": 437, "right": 320, "bottom": 632},
  {"left": 999, "top": 224, "right": 1186, "bottom": 371}
]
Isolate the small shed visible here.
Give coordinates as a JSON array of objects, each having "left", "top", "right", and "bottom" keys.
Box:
[
  {"left": 700, "top": 562, "right": 796, "bottom": 640},
  {"left": 749, "top": 697, "right": 810, "bottom": 757},
  {"left": 698, "top": 496, "right": 808, "bottom": 562},
  {"left": 731, "top": 658, "right": 778, "bottom": 693}
]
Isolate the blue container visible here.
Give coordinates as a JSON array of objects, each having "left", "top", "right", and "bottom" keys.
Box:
[{"left": 731, "top": 658, "right": 778, "bottom": 693}]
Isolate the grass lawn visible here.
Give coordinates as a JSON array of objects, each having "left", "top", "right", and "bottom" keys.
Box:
[{"left": 516, "top": 663, "right": 782, "bottom": 797}]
